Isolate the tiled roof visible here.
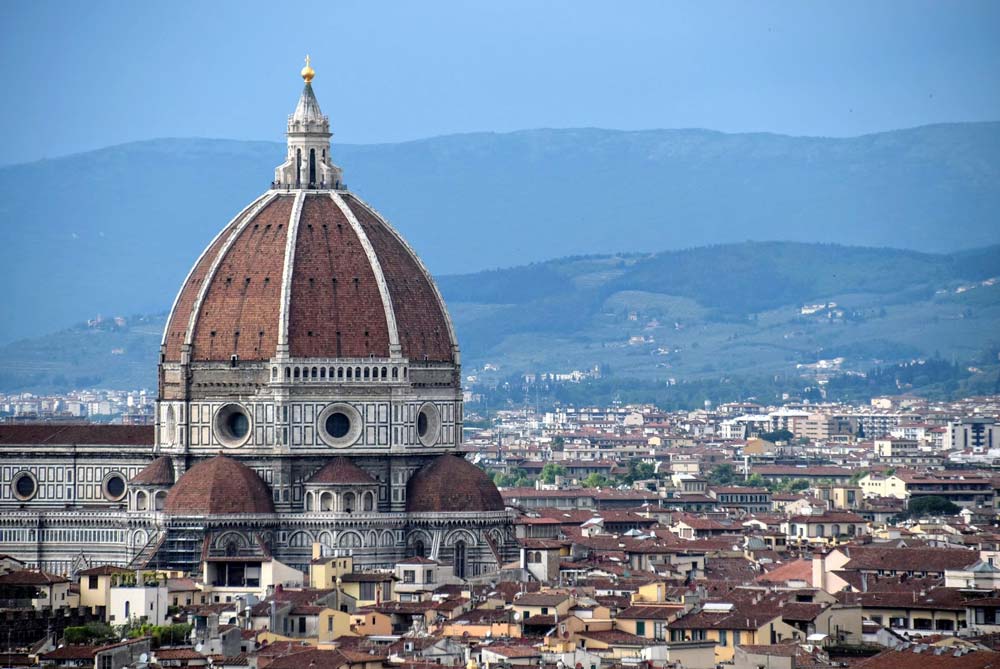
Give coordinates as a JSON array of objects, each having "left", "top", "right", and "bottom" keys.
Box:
[
  {"left": 78, "top": 565, "right": 131, "bottom": 576},
  {"left": 406, "top": 455, "right": 504, "bottom": 513},
  {"left": 164, "top": 193, "right": 455, "bottom": 364},
  {"left": 0, "top": 569, "right": 69, "bottom": 585},
  {"left": 842, "top": 546, "right": 976, "bottom": 573},
  {"left": 130, "top": 455, "right": 175, "bottom": 485},
  {"left": 855, "top": 649, "right": 998, "bottom": 668},
  {"left": 0, "top": 424, "right": 153, "bottom": 446},
  {"left": 164, "top": 455, "right": 274, "bottom": 515},
  {"left": 618, "top": 605, "right": 683, "bottom": 620}
]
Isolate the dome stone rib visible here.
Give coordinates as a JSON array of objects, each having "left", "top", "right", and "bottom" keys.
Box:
[
  {"left": 288, "top": 195, "right": 391, "bottom": 358},
  {"left": 330, "top": 192, "right": 400, "bottom": 357},
  {"left": 162, "top": 192, "right": 274, "bottom": 360},
  {"left": 189, "top": 195, "right": 294, "bottom": 361},
  {"left": 344, "top": 194, "right": 458, "bottom": 363},
  {"left": 276, "top": 191, "right": 306, "bottom": 358}
]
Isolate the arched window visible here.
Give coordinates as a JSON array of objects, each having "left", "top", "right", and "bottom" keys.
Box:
[
  {"left": 355, "top": 367, "right": 361, "bottom": 379},
  {"left": 346, "top": 367, "right": 352, "bottom": 379},
  {"left": 454, "top": 540, "right": 467, "bottom": 579},
  {"left": 136, "top": 491, "right": 147, "bottom": 511},
  {"left": 285, "top": 367, "right": 291, "bottom": 379},
  {"left": 320, "top": 367, "right": 326, "bottom": 379},
  {"left": 311, "top": 367, "right": 318, "bottom": 379},
  {"left": 413, "top": 540, "right": 425, "bottom": 558},
  {"left": 363, "top": 491, "right": 374, "bottom": 511},
  {"left": 338, "top": 367, "right": 344, "bottom": 379},
  {"left": 343, "top": 492, "right": 356, "bottom": 514},
  {"left": 364, "top": 367, "right": 370, "bottom": 379},
  {"left": 392, "top": 367, "right": 398, "bottom": 379},
  {"left": 293, "top": 367, "right": 300, "bottom": 379},
  {"left": 381, "top": 367, "right": 388, "bottom": 379}
]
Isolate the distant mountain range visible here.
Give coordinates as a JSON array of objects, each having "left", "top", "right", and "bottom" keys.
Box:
[
  {"left": 2, "top": 241, "right": 998, "bottom": 395},
  {"left": 2, "top": 122, "right": 1000, "bottom": 343}
]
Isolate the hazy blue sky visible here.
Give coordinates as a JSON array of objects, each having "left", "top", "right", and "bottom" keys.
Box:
[{"left": 1, "top": 1, "right": 998, "bottom": 164}]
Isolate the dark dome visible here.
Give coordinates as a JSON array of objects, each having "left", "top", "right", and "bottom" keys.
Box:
[
  {"left": 406, "top": 455, "right": 504, "bottom": 513},
  {"left": 307, "top": 457, "right": 375, "bottom": 485},
  {"left": 164, "top": 456, "right": 274, "bottom": 515},
  {"left": 129, "top": 456, "right": 174, "bottom": 486},
  {"left": 162, "top": 192, "right": 456, "bottom": 364}
]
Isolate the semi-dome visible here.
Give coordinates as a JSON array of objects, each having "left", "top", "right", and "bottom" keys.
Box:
[
  {"left": 164, "top": 455, "right": 274, "bottom": 515},
  {"left": 130, "top": 455, "right": 174, "bottom": 486},
  {"left": 406, "top": 455, "right": 504, "bottom": 513},
  {"left": 160, "top": 66, "right": 457, "bottom": 367}
]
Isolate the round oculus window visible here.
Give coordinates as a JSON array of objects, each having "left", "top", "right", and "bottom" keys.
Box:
[
  {"left": 12, "top": 471, "right": 37, "bottom": 501},
  {"left": 103, "top": 473, "right": 127, "bottom": 501},
  {"left": 326, "top": 412, "right": 351, "bottom": 439},
  {"left": 318, "top": 403, "right": 363, "bottom": 447},
  {"left": 213, "top": 403, "right": 253, "bottom": 447},
  {"left": 416, "top": 403, "right": 441, "bottom": 447}
]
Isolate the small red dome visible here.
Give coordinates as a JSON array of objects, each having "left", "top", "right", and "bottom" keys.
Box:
[
  {"left": 130, "top": 456, "right": 174, "bottom": 486},
  {"left": 164, "top": 456, "right": 274, "bottom": 515},
  {"left": 406, "top": 455, "right": 504, "bottom": 513}
]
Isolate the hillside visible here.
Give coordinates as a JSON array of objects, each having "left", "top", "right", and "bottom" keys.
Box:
[
  {"left": 2, "top": 241, "right": 998, "bottom": 397},
  {"left": 2, "top": 123, "right": 1000, "bottom": 343}
]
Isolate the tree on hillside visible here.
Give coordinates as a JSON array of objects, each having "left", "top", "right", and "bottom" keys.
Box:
[
  {"left": 708, "top": 464, "right": 737, "bottom": 486},
  {"left": 540, "top": 463, "right": 567, "bottom": 484},
  {"left": 759, "top": 428, "right": 794, "bottom": 443},
  {"left": 907, "top": 496, "right": 961, "bottom": 517},
  {"left": 582, "top": 473, "right": 610, "bottom": 488}
]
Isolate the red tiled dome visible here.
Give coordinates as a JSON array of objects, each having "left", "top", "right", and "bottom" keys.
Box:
[
  {"left": 130, "top": 456, "right": 174, "bottom": 486},
  {"left": 307, "top": 457, "right": 375, "bottom": 485},
  {"left": 164, "top": 456, "right": 274, "bottom": 515},
  {"left": 161, "top": 192, "right": 456, "bottom": 364},
  {"left": 406, "top": 455, "right": 504, "bottom": 513}
]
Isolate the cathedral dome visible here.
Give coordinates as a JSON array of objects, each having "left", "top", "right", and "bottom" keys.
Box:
[
  {"left": 160, "top": 63, "right": 457, "bottom": 367},
  {"left": 406, "top": 455, "right": 504, "bottom": 513},
  {"left": 164, "top": 455, "right": 274, "bottom": 515},
  {"left": 161, "top": 191, "right": 456, "bottom": 365}
]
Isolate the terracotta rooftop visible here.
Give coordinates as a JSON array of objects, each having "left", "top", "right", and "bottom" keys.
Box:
[
  {"left": 164, "top": 455, "right": 275, "bottom": 515},
  {"left": 0, "top": 424, "right": 153, "bottom": 446},
  {"left": 406, "top": 454, "right": 504, "bottom": 513},
  {"left": 130, "top": 455, "right": 175, "bottom": 485},
  {"left": 163, "top": 192, "right": 455, "bottom": 364}
]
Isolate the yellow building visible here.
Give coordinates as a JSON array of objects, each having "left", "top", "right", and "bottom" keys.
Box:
[
  {"left": 78, "top": 565, "right": 131, "bottom": 613},
  {"left": 667, "top": 604, "right": 799, "bottom": 663}
]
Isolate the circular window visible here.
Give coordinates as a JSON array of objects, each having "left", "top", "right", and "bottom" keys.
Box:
[
  {"left": 326, "top": 412, "right": 350, "bottom": 439},
  {"left": 213, "top": 403, "right": 253, "bottom": 447},
  {"left": 317, "top": 403, "right": 363, "bottom": 447},
  {"left": 102, "top": 473, "right": 127, "bottom": 501},
  {"left": 12, "top": 471, "right": 37, "bottom": 501},
  {"left": 416, "top": 403, "right": 441, "bottom": 447}
]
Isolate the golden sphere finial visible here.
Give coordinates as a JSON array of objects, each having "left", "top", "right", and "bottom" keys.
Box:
[{"left": 301, "top": 55, "right": 315, "bottom": 83}]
